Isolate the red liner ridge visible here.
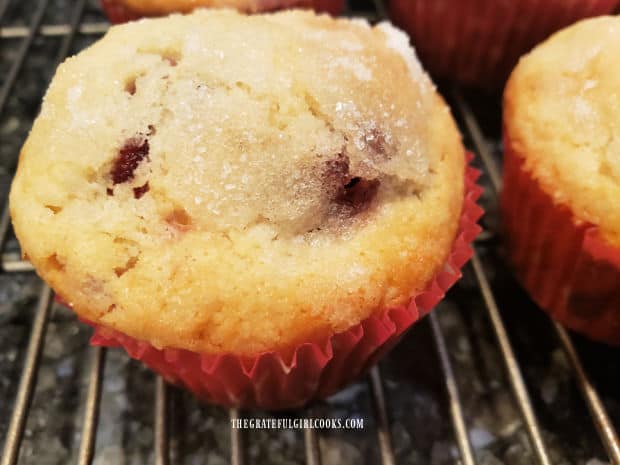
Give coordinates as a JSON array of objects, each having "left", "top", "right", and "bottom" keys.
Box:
[
  {"left": 79, "top": 153, "right": 483, "bottom": 409},
  {"left": 502, "top": 137, "right": 620, "bottom": 346}
]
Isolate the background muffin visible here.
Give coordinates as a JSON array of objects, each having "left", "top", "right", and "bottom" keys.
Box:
[
  {"left": 387, "top": 0, "right": 619, "bottom": 89},
  {"left": 502, "top": 16, "right": 620, "bottom": 345},
  {"left": 101, "top": 0, "right": 344, "bottom": 23},
  {"left": 10, "top": 10, "right": 481, "bottom": 407}
]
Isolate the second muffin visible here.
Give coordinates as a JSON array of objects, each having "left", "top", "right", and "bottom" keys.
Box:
[{"left": 503, "top": 16, "right": 620, "bottom": 345}]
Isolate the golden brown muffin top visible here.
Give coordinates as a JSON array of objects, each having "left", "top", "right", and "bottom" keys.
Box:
[
  {"left": 10, "top": 10, "right": 465, "bottom": 354},
  {"left": 504, "top": 16, "right": 620, "bottom": 247}
]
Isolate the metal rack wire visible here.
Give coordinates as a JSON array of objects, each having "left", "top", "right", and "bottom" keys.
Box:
[{"left": 0, "top": 1, "right": 618, "bottom": 464}]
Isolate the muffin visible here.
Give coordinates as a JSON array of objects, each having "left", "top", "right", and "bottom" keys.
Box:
[
  {"left": 10, "top": 9, "right": 482, "bottom": 407},
  {"left": 101, "top": 0, "right": 343, "bottom": 23},
  {"left": 387, "top": 0, "right": 619, "bottom": 89},
  {"left": 503, "top": 16, "right": 620, "bottom": 345}
]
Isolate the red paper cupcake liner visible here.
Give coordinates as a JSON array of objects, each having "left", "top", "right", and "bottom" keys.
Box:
[
  {"left": 501, "top": 138, "right": 620, "bottom": 346},
  {"left": 77, "top": 154, "right": 482, "bottom": 409},
  {"left": 101, "top": 0, "right": 344, "bottom": 24},
  {"left": 387, "top": 0, "right": 619, "bottom": 89}
]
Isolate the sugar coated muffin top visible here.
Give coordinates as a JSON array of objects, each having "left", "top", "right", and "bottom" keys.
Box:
[
  {"left": 10, "top": 9, "right": 465, "bottom": 354},
  {"left": 504, "top": 16, "right": 620, "bottom": 248}
]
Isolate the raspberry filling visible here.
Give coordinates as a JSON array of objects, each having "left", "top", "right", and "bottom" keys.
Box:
[
  {"left": 324, "top": 152, "right": 380, "bottom": 214},
  {"left": 132, "top": 182, "right": 150, "bottom": 199},
  {"left": 335, "top": 177, "right": 380, "bottom": 212},
  {"left": 111, "top": 138, "right": 150, "bottom": 185}
]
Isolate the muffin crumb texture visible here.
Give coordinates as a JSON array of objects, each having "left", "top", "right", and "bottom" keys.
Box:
[{"left": 10, "top": 10, "right": 465, "bottom": 354}]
